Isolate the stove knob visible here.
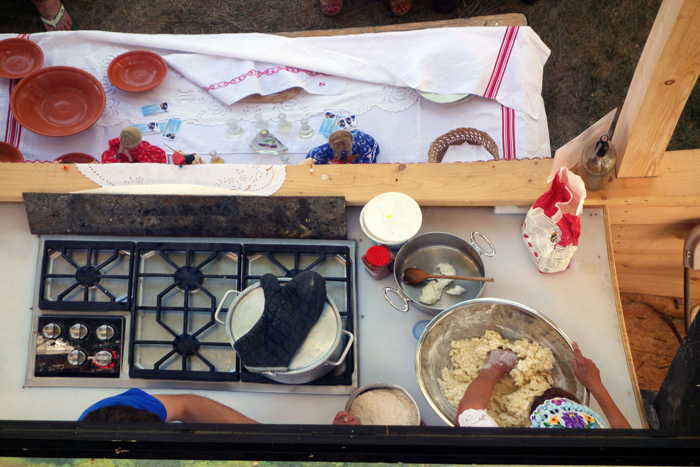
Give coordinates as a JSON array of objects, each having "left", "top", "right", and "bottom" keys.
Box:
[
  {"left": 67, "top": 349, "right": 87, "bottom": 366},
  {"left": 94, "top": 350, "right": 114, "bottom": 367},
  {"left": 42, "top": 323, "right": 62, "bottom": 339},
  {"left": 69, "top": 323, "right": 88, "bottom": 340},
  {"left": 96, "top": 325, "right": 115, "bottom": 341}
]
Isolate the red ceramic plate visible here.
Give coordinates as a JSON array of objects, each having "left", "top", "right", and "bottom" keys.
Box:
[
  {"left": 0, "top": 38, "right": 44, "bottom": 79},
  {"left": 10, "top": 66, "right": 106, "bottom": 137},
  {"left": 0, "top": 142, "right": 24, "bottom": 162},
  {"left": 107, "top": 50, "right": 168, "bottom": 92},
  {"left": 54, "top": 152, "right": 98, "bottom": 163}
]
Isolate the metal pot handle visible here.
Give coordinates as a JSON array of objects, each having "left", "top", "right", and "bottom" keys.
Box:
[
  {"left": 214, "top": 289, "right": 241, "bottom": 324},
  {"left": 470, "top": 231, "right": 496, "bottom": 257},
  {"left": 326, "top": 330, "right": 355, "bottom": 366},
  {"left": 383, "top": 286, "right": 410, "bottom": 313}
]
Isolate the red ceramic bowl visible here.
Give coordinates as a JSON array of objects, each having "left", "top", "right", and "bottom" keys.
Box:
[
  {"left": 107, "top": 50, "right": 168, "bottom": 92},
  {"left": 10, "top": 66, "right": 106, "bottom": 137},
  {"left": 54, "top": 152, "right": 98, "bottom": 163},
  {"left": 0, "top": 38, "right": 44, "bottom": 79},
  {"left": 0, "top": 142, "right": 24, "bottom": 162}
]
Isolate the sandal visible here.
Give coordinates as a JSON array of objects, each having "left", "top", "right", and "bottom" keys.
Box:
[
  {"left": 390, "top": 0, "right": 412, "bottom": 16},
  {"left": 39, "top": 2, "right": 75, "bottom": 31},
  {"left": 320, "top": 0, "right": 343, "bottom": 16}
]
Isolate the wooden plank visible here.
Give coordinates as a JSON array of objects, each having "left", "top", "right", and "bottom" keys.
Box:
[
  {"left": 614, "top": 0, "right": 700, "bottom": 178},
  {"left": 603, "top": 206, "right": 648, "bottom": 426},
  {"left": 609, "top": 205, "right": 700, "bottom": 225},
  {"left": 617, "top": 271, "right": 700, "bottom": 301},
  {"left": 3, "top": 149, "right": 700, "bottom": 206},
  {"left": 279, "top": 15, "right": 528, "bottom": 37}
]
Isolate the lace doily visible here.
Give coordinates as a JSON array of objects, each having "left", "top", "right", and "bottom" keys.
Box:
[
  {"left": 77, "top": 163, "right": 286, "bottom": 196},
  {"left": 66, "top": 51, "right": 419, "bottom": 128}
]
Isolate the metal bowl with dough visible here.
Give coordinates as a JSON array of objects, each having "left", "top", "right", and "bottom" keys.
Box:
[{"left": 415, "top": 298, "right": 589, "bottom": 426}]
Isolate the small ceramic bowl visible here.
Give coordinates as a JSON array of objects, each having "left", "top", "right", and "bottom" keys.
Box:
[
  {"left": 108, "top": 50, "right": 168, "bottom": 92},
  {"left": 54, "top": 153, "right": 98, "bottom": 163},
  {"left": 0, "top": 142, "right": 24, "bottom": 162},
  {"left": 10, "top": 66, "right": 106, "bottom": 137},
  {"left": 0, "top": 38, "right": 44, "bottom": 80}
]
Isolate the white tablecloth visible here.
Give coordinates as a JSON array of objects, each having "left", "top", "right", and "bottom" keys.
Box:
[{"left": 1, "top": 28, "right": 551, "bottom": 184}]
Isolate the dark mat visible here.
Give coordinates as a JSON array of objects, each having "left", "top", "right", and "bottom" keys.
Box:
[{"left": 22, "top": 193, "right": 346, "bottom": 239}]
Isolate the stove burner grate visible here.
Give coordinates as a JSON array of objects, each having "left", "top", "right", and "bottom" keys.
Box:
[
  {"left": 129, "top": 242, "right": 241, "bottom": 381},
  {"left": 39, "top": 241, "right": 134, "bottom": 311}
]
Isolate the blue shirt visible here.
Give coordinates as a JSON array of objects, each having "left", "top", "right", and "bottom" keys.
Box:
[{"left": 78, "top": 388, "right": 167, "bottom": 421}]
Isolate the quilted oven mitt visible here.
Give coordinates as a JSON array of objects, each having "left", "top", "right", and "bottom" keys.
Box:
[{"left": 233, "top": 271, "right": 327, "bottom": 372}]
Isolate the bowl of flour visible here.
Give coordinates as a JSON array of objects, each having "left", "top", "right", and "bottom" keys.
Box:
[{"left": 345, "top": 384, "right": 421, "bottom": 425}]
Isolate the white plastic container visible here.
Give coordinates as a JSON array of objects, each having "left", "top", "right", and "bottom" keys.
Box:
[{"left": 360, "top": 192, "right": 422, "bottom": 252}]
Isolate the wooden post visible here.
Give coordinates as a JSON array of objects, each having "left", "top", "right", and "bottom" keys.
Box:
[{"left": 613, "top": 0, "right": 700, "bottom": 178}]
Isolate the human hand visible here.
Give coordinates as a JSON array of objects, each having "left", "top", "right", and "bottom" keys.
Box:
[
  {"left": 571, "top": 341, "right": 603, "bottom": 391},
  {"left": 484, "top": 348, "right": 519, "bottom": 375},
  {"left": 333, "top": 411, "right": 361, "bottom": 426}
]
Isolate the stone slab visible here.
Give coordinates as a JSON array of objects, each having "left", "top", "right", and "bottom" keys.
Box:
[{"left": 22, "top": 193, "right": 346, "bottom": 239}]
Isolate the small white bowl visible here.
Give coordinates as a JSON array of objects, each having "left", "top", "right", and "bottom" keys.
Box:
[{"left": 360, "top": 192, "right": 422, "bottom": 252}]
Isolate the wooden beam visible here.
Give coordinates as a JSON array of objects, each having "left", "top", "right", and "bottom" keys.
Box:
[
  {"left": 3, "top": 149, "right": 700, "bottom": 206},
  {"left": 278, "top": 15, "right": 528, "bottom": 37},
  {"left": 614, "top": 0, "right": 700, "bottom": 178}
]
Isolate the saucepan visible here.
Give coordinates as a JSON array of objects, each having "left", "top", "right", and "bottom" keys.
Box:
[
  {"left": 383, "top": 231, "right": 495, "bottom": 314},
  {"left": 214, "top": 281, "right": 354, "bottom": 384}
]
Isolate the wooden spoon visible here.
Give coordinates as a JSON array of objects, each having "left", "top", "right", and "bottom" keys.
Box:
[{"left": 402, "top": 267, "right": 494, "bottom": 284}]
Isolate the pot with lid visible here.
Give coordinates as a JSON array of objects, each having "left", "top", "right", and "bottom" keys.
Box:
[
  {"left": 383, "top": 231, "right": 495, "bottom": 314},
  {"left": 215, "top": 282, "right": 354, "bottom": 384}
]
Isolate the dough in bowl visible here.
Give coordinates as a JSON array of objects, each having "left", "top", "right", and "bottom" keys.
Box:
[{"left": 439, "top": 330, "right": 556, "bottom": 427}]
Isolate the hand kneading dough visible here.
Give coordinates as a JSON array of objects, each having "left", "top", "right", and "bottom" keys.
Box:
[{"left": 439, "top": 330, "right": 555, "bottom": 427}]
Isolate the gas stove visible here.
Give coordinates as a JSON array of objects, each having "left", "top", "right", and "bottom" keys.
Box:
[{"left": 26, "top": 236, "right": 358, "bottom": 395}]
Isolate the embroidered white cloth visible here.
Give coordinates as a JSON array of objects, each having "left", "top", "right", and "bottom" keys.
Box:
[
  {"left": 165, "top": 54, "right": 347, "bottom": 105},
  {"left": 1, "top": 28, "right": 551, "bottom": 167},
  {"left": 76, "top": 163, "right": 286, "bottom": 196}
]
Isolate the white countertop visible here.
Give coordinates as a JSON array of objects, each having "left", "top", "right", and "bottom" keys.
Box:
[{"left": 0, "top": 203, "right": 643, "bottom": 427}]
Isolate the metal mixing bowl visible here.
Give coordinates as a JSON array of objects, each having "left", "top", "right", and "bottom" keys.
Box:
[
  {"left": 345, "top": 383, "right": 421, "bottom": 425},
  {"left": 415, "top": 298, "right": 589, "bottom": 426}
]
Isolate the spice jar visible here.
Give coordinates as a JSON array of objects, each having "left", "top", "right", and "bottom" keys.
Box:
[{"left": 362, "top": 245, "right": 395, "bottom": 280}]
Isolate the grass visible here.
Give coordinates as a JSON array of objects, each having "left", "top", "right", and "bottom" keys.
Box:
[{"left": 1, "top": 0, "right": 697, "bottom": 152}]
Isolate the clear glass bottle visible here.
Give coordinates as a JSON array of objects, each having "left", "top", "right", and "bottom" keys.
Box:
[{"left": 579, "top": 134, "right": 616, "bottom": 191}]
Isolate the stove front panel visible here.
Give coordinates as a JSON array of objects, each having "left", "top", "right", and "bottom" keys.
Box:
[{"left": 34, "top": 315, "right": 124, "bottom": 378}]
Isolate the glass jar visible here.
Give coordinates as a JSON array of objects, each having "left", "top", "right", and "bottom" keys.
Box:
[
  {"left": 361, "top": 245, "right": 395, "bottom": 280},
  {"left": 579, "top": 135, "right": 616, "bottom": 191}
]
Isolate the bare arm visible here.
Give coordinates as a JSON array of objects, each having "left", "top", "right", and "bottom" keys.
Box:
[
  {"left": 456, "top": 349, "right": 518, "bottom": 422},
  {"left": 333, "top": 411, "right": 361, "bottom": 425},
  {"left": 153, "top": 394, "right": 258, "bottom": 424},
  {"left": 571, "top": 342, "right": 631, "bottom": 429}
]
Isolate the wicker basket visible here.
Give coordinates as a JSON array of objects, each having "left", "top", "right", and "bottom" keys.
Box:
[{"left": 428, "top": 127, "right": 500, "bottom": 163}]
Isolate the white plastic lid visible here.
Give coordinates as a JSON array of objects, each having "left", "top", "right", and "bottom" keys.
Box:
[{"left": 361, "top": 192, "right": 422, "bottom": 243}]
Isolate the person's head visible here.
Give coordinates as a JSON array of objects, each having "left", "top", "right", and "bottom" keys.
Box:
[
  {"left": 529, "top": 387, "right": 579, "bottom": 416},
  {"left": 328, "top": 130, "right": 353, "bottom": 161},
  {"left": 81, "top": 405, "right": 162, "bottom": 422},
  {"left": 529, "top": 387, "right": 606, "bottom": 429}
]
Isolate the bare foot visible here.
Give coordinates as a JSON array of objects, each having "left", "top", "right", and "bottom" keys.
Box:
[
  {"left": 320, "top": 0, "right": 343, "bottom": 16},
  {"left": 390, "top": 0, "right": 411, "bottom": 16},
  {"left": 31, "top": 0, "right": 73, "bottom": 31}
]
